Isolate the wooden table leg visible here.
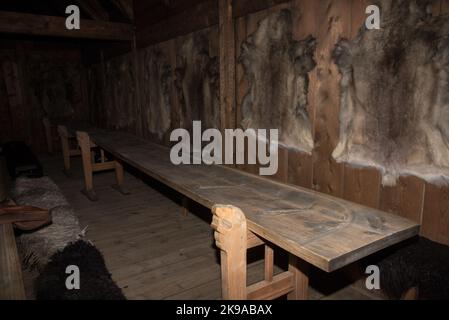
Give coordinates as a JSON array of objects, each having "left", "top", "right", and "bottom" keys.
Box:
[
  {"left": 77, "top": 131, "right": 98, "bottom": 201},
  {"left": 182, "top": 197, "right": 189, "bottom": 216},
  {"left": 111, "top": 160, "right": 130, "bottom": 195},
  {"left": 212, "top": 205, "right": 247, "bottom": 300},
  {"left": 264, "top": 244, "right": 274, "bottom": 282},
  {"left": 287, "top": 255, "right": 309, "bottom": 300},
  {"left": 58, "top": 125, "right": 71, "bottom": 175}
]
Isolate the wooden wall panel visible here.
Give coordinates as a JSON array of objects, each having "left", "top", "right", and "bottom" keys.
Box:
[
  {"left": 287, "top": 0, "right": 319, "bottom": 189},
  {"left": 311, "top": 0, "right": 350, "bottom": 197},
  {"left": 91, "top": 0, "right": 449, "bottom": 245},
  {"left": 0, "top": 42, "right": 86, "bottom": 153},
  {"left": 235, "top": 9, "right": 268, "bottom": 176},
  {"left": 103, "top": 52, "right": 137, "bottom": 133},
  {"left": 380, "top": 176, "right": 425, "bottom": 223},
  {"left": 422, "top": 183, "right": 449, "bottom": 244},
  {"left": 420, "top": 0, "right": 449, "bottom": 245},
  {"left": 341, "top": 0, "right": 382, "bottom": 208}
]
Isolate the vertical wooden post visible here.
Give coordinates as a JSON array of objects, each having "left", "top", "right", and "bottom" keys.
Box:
[
  {"left": 212, "top": 205, "right": 247, "bottom": 300},
  {"left": 132, "top": 34, "right": 143, "bottom": 137},
  {"left": 219, "top": 0, "right": 236, "bottom": 132},
  {"left": 42, "top": 118, "right": 53, "bottom": 154},
  {"left": 114, "top": 160, "right": 124, "bottom": 188},
  {"left": 264, "top": 244, "right": 274, "bottom": 282},
  {"left": 287, "top": 255, "right": 309, "bottom": 300},
  {"left": 77, "top": 131, "right": 98, "bottom": 201},
  {"left": 57, "top": 125, "right": 71, "bottom": 174},
  {"left": 111, "top": 159, "right": 130, "bottom": 195},
  {"left": 182, "top": 197, "right": 189, "bottom": 216}
]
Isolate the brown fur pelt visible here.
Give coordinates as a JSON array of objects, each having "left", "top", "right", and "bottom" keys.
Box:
[
  {"left": 333, "top": 0, "right": 449, "bottom": 186},
  {"left": 141, "top": 46, "right": 172, "bottom": 140},
  {"left": 176, "top": 30, "right": 220, "bottom": 131},
  {"left": 239, "top": 9, "right": 316, "bottom": 153}
]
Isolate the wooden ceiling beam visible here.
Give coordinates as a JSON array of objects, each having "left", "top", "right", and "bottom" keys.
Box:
[
  {"left": 0, "top": 11, "right": 133, "bottom": 41},
  {"left": 111, "top": 0, "right": 134, "bottom": 21},
  {"left": 136, "top": 0, "right": 291, "bottom": 48},
  {"left": 76, "top": 0, "right": 109, "bottom": 21},
  {"left": 137, "top": 0, "right": 217, "bottom": 48},
  {"left": 134, "top": 0, "right": 207, "bottom": 28}
]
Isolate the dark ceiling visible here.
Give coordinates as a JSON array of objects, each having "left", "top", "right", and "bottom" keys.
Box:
[{"left": 0, "top": 0, "right": 130, "bottom": 23}]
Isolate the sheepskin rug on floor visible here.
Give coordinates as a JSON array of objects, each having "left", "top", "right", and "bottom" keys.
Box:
[
  {"left": 333, "top": 0, "right": 449, "bottom": 186},
  {"left": 239, "top": 9, "right": 316, "bottom": 153},
  {"left": 36, "top": 240, "right": 126, "bottom": 300},
  {"left": 378, "top": 237, "right": 449, "bottom": 300},
  {"left": 12, "top": 177, "right": 81, "bottom": 270},
  {"left": 13, "top": 176, "right": 125, "bottom": 300}
]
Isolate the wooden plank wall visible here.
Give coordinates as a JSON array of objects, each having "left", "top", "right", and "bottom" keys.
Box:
[
  {"left": 231, "top": 0, "right": 449, "bottom": 245},
  {"left": 0, "top": 40, "right": 88, "bottom": 152},
  {"left": 90, "top": 0, "right": 449, "bottom": 245}
]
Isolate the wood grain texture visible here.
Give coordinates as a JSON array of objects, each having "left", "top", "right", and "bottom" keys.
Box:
[
  {"left": 219, "top": 0, "right": 236, "bottom": 131},
  {"left": 380, "top": 176, "right": 425, "bottom": 224},
  {"left": 421, "top": 0, "right": 449, "bottom": 246},
  {"left": 0, "top": 224, "right": 26, "bottom": 300},
  {"left": 87, "top": 130, "right": 419, "bottom": 272},
  {"left": 341, "top": 0, "right": 382, "bottom": 209},
  {"left": 311, "top": 0, "right": 350, "bottom": 197},
  {"left": 422, "top": 183, "right": 449, "bottom": 245},
  {"left": 287, "top": 0, "right": 319, "bottom": 190},
  {"left": 211, "top": 205, "right": 247, "bottom": 299},
  {"left": 0, "top": 11, "right": 133, "bottom": 41}
]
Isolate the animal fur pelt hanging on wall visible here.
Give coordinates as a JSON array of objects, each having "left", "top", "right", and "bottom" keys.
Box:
[
  {"left": 239, "top": 9, "right": 316, "bottom": 153},
  {"left": 176, "top": 30, "right": 220, "bottom": 130},
  {"left": 104, "top": 54, "right": 136, "bottom": 132},
  {"left": 141, "top": 46, "right": 172, "bottom": 139},
  {"left": 333, "top": 0, "right": 449, "bottom": 186}
]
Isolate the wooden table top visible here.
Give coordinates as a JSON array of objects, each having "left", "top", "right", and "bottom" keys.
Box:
[{"left": 88, "top": 130, "right": 420, "bottom": 272}]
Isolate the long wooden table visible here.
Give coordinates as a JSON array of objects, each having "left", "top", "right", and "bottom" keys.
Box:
[{"left": 78, "top": 130, "right": 420, "bottom": 300}]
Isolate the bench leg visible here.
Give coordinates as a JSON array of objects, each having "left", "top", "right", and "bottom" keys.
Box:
[
  {"left": 111, "top": 160, "right": 130, "bottom": 195},
  {"left": 58, "top": 126, "right": 71, "bottom": 175},
  {"left": 264, "top": 244, "right": 274, "bottom": 282},
  {"left": 287, "top": 255, "right": 309, "bottom": 300},
  {"left": 212, "top": 205, "right": 247, "bottom": 300},
  {"left": 43, "top": 118, "right": 53, "bottom": 154},
  {"left": 77, "top": 131, "right": 98, "bottom": 201},
  {"left": 182, "top": 197, "right": 189, "bottom": 216}
]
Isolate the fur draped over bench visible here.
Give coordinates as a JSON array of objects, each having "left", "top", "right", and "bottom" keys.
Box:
[{"left": 13, "top": 176, "right": 125, "bottom": 300}]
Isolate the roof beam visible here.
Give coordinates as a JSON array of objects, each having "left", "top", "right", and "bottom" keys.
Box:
[
  {"left": 0, "top": 11, "right": 133, "bottom": 41},
  {"left": 76, "top": 0, "right": 109, "bottom": 21},
  {"left": 111, "top": 0, "right": 134, "bottom": 21},
  {"left": 136, "top": 0, "right": 292, "bottom": 48}
]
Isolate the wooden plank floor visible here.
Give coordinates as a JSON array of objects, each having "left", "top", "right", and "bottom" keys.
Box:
[{"left": 37, "top": 155, "right": 381, "bottom": 300}]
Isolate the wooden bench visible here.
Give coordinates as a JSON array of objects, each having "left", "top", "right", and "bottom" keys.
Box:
[
  {"left": 76, "top": 131, "right": 129, "bottom": 201},
  {"left": 0, "top": 201, "right": 26, "bottom": 300},
  {"left": 55, "top": 121, "right": 96, "bottom": 176},
  {"left": 77, "top": 130, "right": 420, "bottom": 300}
]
